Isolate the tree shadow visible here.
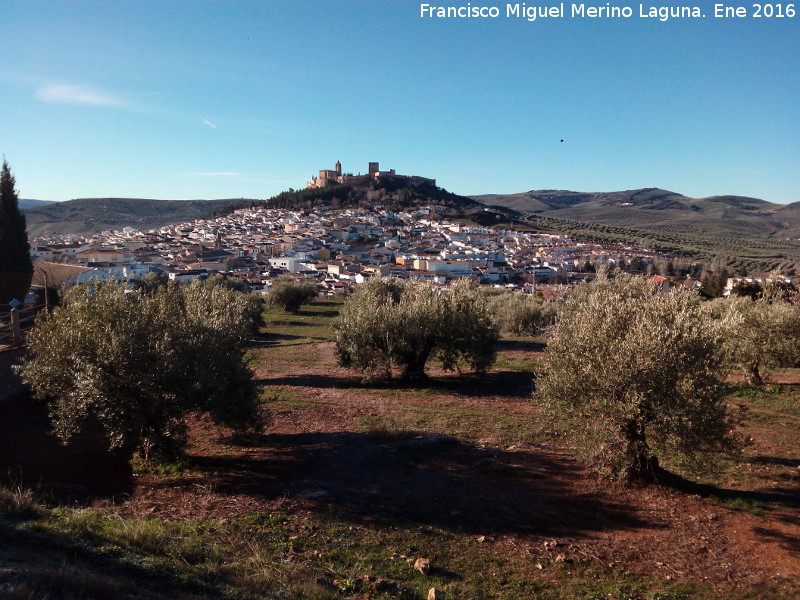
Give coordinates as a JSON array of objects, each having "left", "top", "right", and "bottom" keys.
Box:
[
  {"left": 751, "top": 455, "right": 800, "bottom": 468},
  {"left": 257, "top": 371, "right": 535, "bottom": 399},
  {"left": 250, "top": 332, "right": 329, "bottom": 347},
  {"left": 293, "top": 307, "right": 340, "bottom": 318},
  {"left": 267, "top": 320, "right": 324, "bottom": 328},
  {"left": 496, "top": 338, "right": 547, "bottom": 352},
  {"left": 656, "top": 469, "right": 800, "bottom": 509},
  {"left": 0, "top": 391, "right": 134, "bottom": 504},
  {"left": 195, "top": 430, "right": 653, "bottom": 539},
  {"left": 751, "top": 525, "right": 800, "bottom": 553}
]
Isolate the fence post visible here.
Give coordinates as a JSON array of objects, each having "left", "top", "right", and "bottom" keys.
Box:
[{"left": 11, "top": 308, "right": 21, "bottom": 345}]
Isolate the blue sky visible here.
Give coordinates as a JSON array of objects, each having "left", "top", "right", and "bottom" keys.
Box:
[{"left": 1, "top": 0, "right": 797, "bottom": 203}]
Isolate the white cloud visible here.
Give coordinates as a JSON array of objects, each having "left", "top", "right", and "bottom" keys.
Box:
[
  {"left": 35, "top": 83, "right": 127, "bottom": 108},
  {"left": 202, "top": 119, "right": 218, "bottom": 129}
]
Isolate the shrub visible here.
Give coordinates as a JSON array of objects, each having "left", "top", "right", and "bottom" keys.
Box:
[
  {"left": 334, "top": 278, "right": 498, "bottom": 381},
  {"left": 268, "top": 275, "right": 318, "bottom": 313},
  {"left": 535, "top": 273, "right": 739, "bottom": 481},
  {"left": 486, "top": 291, "right": 557, "bottom": 336},
  {"left": 17, "top": 280, "right": 263, "bottom": 460},
  {"left": 713, "top": 294, "right": 800, "bottom": 385}
]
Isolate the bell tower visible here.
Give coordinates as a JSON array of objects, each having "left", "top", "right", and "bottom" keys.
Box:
[{"left": 335, "top": 160, "right": 341, "bottom": 175}]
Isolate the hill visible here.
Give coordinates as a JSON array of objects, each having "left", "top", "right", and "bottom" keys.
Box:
[
  {"left": 18, "top": 199, "right": 56, "bottom": 210},
  {"left": 249, "top": 178, "right": 480, "bottom": 214},
  {"left": 23, "top": 197, "right": 258, "bottom": 235},
  {"left": 471, "top": 188, "right": 794, "bottom": 237},
  {"left": 473, "top": 188, "right": 800, "bottom": 272}
]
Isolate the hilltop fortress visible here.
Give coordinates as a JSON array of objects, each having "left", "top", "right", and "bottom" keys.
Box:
[{"left": 306, "top": 160, "right": 435, "bottom": 190}]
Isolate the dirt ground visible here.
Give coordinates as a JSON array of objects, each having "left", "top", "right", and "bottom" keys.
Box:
[{"left": 1, "top": 341, "right": 798, "bottom": 594}]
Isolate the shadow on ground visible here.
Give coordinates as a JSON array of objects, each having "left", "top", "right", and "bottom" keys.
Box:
[
  {"left": 658, "top": 469, "right": 800, "bottom": 509},
  {"left": 257, "top": 371, "right": 535, "bottom": 399},
  {"left": 251, "top": 332, "right": 329, "bottom": 346},
  {"left": 198, "top": 430, "right": 651, "bottom": 538},
  {"left": 496, "top": 338, "right": 547, "bottom": 352},
  {"left": 0, "top": 392, "right": 133, "bottom": 503}
]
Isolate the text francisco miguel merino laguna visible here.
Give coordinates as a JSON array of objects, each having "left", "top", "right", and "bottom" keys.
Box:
[{"left": 420, "top": 3, "right": 743, "bottom": 21}]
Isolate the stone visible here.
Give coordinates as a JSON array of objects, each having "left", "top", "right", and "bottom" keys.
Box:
[
  {"left": 414, "top": 557, "right": 431, "bottom": 575},
  {"left": 428, "top": 588, "right": 444, "bottom": 600},
  {"left": 543, "top": 539, "right": 559, "bottom": 551}
]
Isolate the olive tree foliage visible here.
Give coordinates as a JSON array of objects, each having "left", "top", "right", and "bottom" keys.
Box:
[
  {"left": 486, "top": 291, "right": 557, "bottom": 336},
  {"left": 711, "top": 292, "right": 800, "bottom": 386},
  {"left": 268, "top": 275, "right": 318, "bottom": 313},
  {"left": 134, "top": 272, "right": 264, "bottom": 333},
  {"left": 334, "top": 278, "right": 499, "bottom": 381},
  {"left": 535, "top": 273, "right": 739, "bottom": 481},
  {"left": 17, "top": 280, "right": 263, "bottom": 460}
]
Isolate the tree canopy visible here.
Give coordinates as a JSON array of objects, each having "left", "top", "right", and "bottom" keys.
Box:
[
  {"left": 268, "top": 275, "right": 318, "bottom": 313},
  {"left": 535, "top": 273, "right": 740, "bottom": 481},
  {"left": 0, "top": 159, "right": 33, "bottom": 274},
  {"left": 334, "top": 278, "right": 498, "bottom": 381},
  {"left": 18, "top": 280, "right": 263, "bottom": 460}
]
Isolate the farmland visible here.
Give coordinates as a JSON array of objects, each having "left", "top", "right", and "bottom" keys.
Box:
[{"left": 1, "top": 299, "right": 798, "bottom": 599}]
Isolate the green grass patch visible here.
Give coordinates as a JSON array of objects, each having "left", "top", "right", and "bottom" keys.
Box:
[
  {"left": 710, "top": 495, "right": 769, "bottom": 517},
  {"left": 728, "top": 384, "right": 800, "bottom": 415},
  {"left": 494, "top": 354, "right": 543, "bottom": 373},
  {"left": 262, "top": 299, "right": 342, "bottom": 346},
  {"left": 3, "top": 488, "right": 772, "bottom": 600},
  {"left": 266, "top": 387, "right": 321, "bottom": 411},
  {"left": 356, "top": 399, "right": 545, "bottom": 447}
]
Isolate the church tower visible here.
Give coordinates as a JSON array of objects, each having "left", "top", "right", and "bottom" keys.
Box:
[{"left": 335, "top": 160, "right": 341, "bottom": 175}]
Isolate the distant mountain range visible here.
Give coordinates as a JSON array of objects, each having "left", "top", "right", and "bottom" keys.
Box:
[
  {"left": 472, "top": 188, "right": 800, "bottom": 272},
  {"left": 22, "top": 198, "right": 257, "bottom": 235},
  {"left": 471, "top": 188, "right": 800, "bottom": 239},
  {"left": 19, "top": 198, "right": 57, "bottom": 209}
]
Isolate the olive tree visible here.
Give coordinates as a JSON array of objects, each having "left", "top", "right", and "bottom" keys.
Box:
[
  {"left": 334, "top": 278, "right": 498, "bottom": 381},
  {"left": 715, "top": 294, "right": 800, "bottom": 385},
  {"left": 268, "top": 275, "right": 318, "bottom": 312},
  {"left": 486, "top": 291, "right": 557, "bottom": 336},
  {"left": 17, "top": 280, "right": 263, "bottom": 460},
  {"left": 535, "top": 273, "right": 739, "bottom": 481}
]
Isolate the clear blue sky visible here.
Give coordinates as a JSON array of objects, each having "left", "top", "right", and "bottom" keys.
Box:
[{"left": 1, "top": 0, "right": 798, "bottom": 203}]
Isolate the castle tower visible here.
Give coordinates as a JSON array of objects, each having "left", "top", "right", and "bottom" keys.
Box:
[
  {"left": 368, "top": 162, "right": 379, "bottom": 176},
  {"left": 335, "top": 160, "right": 341, "bottom": 175}
]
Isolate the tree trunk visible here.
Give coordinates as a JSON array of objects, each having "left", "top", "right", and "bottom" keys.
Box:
[
  {"left": 401, "top": 347, "right": 432, "bottom": 381},
  {"left": 623, "top": 421, "right": 662, "bottom": 482},
  {"left": 746, "top": 364, "right": 763, "bottom": 386}
]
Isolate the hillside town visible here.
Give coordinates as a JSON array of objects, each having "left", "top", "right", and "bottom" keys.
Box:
[{"left": 25, "top": 201, "right": 700, "bottom": 299}]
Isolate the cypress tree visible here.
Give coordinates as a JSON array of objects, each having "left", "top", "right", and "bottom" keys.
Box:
[{"left": 0, "top": 159, "right": 33, "bottom": 273}]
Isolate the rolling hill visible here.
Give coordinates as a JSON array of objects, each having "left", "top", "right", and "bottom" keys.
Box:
[
  {"left": 472, "top": 188, "right": 800, "bottom": 272},
  {"left": 18, "top": 199, "right": 57, "bottom": 209},
  {"left": 471, "top": 188, "right": 800, "bottom": 238},
  {"left": 22, "top": 197, "right": 258, "bottom": 235}
]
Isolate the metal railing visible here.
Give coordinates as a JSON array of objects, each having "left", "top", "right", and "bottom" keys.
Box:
[{"left": 0, "top": 303, "right": 44, "bottom": 350}]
